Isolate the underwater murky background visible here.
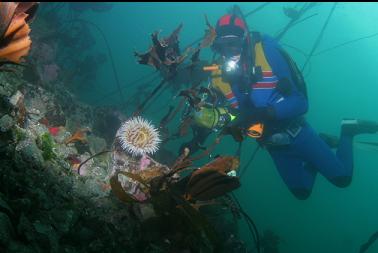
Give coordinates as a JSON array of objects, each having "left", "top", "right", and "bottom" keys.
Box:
[
  {"left": 65, "top": 3, "right": 378, "bottom": 252},
  {"left": 17, "top": 2, "right": 378, "bottom": 253}
]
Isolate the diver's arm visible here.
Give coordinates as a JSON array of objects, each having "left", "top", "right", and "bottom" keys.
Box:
[
  {"left": 269, "top": 91, "right": 308, "bottom": 120},
  {"left": 262, "top": 35, "right": 309, "bottom": 120}
]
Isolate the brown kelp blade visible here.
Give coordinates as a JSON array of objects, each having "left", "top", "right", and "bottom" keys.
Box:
[
  {"left": 134, "top": 47, "right": 161, "bottom": 69},
  {"left": 185, "top": 156, "right": 240, "bottom": 201},
  {"left": 186, "top": 156, "right": 238, "bottom": 184},
  {"left": 186, "top": 170, "right": 240, "bottom": 201},
  {"left": 110, "top": 172, "right": 137, "bottom": 203},
  {"left": 170, "top": 190, "right": 221, "bottom": 249},
  {"left": 190, "top": 156, "right": 240, "bottom": 178},
  {"left": 193, "top": 177, "right": 240, "bottom": 201},
  {"left": 200, "top": 15, "right": 216, "bottom": 49},
  {"left": 187, "top": 170, "right": 224, "bottom": 191},
  {"left": 110, "top": 171, "right": 149, "bottom": 203},
  {"left": 165, "top": 23, "right": 183, "bottom": 45},
  {"left": 134, "top": 50, "right": 151, "bottom": 65}
]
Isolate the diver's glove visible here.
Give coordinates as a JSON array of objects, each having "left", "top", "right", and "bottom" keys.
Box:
[
  {"left": 221, "top": 106, "right": 276, "bottom": 142},
  {"left": 221, "top": 109, "right": 246, "bottom": 142},
  {"left": 227, "top": 108, "right": 252, "bottom": 129},
  {"left": 221, "top": 125, "right": 244, "bottom": 142}
]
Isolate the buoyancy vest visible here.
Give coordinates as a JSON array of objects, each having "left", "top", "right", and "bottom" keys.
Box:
[
  {"left": 211, "top": 68, "right": 239, "bottom": 109},
  {"left": 211, "top": 32, "right": 307, "bottom": 109},
  {"left": 250, "top": 38, "right": 279, "bottom": 108},
  {"left": 210, "top": 33, "right": 277, "bottom": 108}
]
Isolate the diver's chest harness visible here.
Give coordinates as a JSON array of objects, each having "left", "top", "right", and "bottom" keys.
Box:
[{"left": 210, "top": 32, "right": 307, "bottom": 146}]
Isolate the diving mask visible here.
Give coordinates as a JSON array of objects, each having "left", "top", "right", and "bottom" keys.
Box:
[{"left": 213, "top": 35, "right": 244, "bottom": 56}]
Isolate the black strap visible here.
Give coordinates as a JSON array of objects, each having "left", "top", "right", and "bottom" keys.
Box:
[
  {"left": 230, "top": 14, "right": 237, "bottom": 27},
  {"left": 251, "top": 31, "right": 262, "bottom": 43},
  {"left": 278, "top": 47, "right": 308, "bottom": 99},
  {"left": 247, "top": 31, "right": 263, "bottom": 84}
]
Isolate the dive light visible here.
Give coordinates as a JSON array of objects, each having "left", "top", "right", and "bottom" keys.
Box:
[
  {"left": 203, "top": 64, "right": 220, "bottom": 72},
  {"left": 223, "top": 55, "right": 241, "bottom": 73},
  {"left": 203, "top": 56, "right": 241, "bottom": 80},
  {"left": 224, "top": 59, "right": 238, "bottom": 72}
]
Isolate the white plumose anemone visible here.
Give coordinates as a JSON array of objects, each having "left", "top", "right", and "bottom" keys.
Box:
[{"left": 116, "top": 116, "right": 161, "bottom": 156}]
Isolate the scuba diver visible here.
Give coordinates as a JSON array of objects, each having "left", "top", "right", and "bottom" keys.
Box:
[{"left": 188, "top": 12, "right": 378, "bottom": 200}]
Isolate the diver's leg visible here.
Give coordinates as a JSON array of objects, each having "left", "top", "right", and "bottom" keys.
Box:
[
  {"left": 319, "top": 118, "right": 378, "bottom": 149},
  {"left": 335, "top": 133, "right": 353, "bottom": 182},
  {"left": 293, "top": 124, "right": 352, "bottom": 187},
  {"left": 268, "top": 146, "right": 316, "bottom": 200},
  {"left": 331, "top": 119, "right": 378, "bottom": 184},
  {"left": 341, "top": 119, "right": 378, "bottom": 136},
  {"left": 337, "top": 119, "right": 378, "bottom": 161}
]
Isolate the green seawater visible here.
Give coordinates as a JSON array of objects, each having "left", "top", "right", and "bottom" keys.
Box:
[{"left": 66, "top": 3, "right": 378, "bottom": 252}]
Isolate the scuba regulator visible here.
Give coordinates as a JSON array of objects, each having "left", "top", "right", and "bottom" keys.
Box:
[
  {"left": 180, "top": 87, "right": 236, "bottom": 132},
  {"left": 193, "top": 105, "right": 264, "bottom": 139},
  {"left": 193, "top": 105, "right": 237, "bottom": 131}
]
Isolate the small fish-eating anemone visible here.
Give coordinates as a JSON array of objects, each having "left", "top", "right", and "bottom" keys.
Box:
[{"left": 116, "top": 116, "right": 161, "bottom": 157}]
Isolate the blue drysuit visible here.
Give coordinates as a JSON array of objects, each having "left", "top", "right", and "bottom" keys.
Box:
[{"left": 231, "top": 34, "right": 353, "bottom": 200}]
